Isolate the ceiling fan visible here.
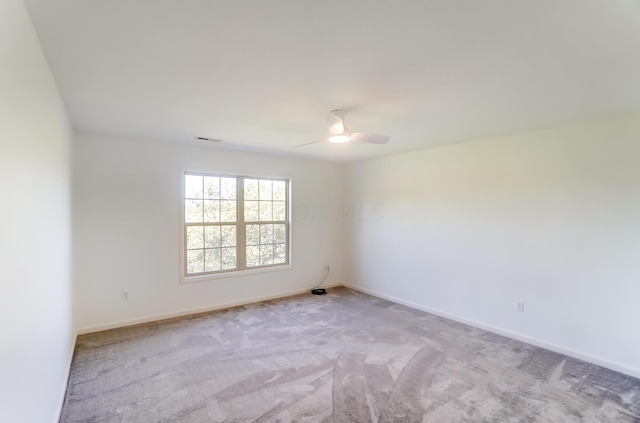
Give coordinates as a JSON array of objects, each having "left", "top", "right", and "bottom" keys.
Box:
[{"left": 294, "top": 109, "right": 390, "bottom": 148}]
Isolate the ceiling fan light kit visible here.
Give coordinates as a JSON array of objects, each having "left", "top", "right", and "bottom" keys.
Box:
[{"left": 329, "top": 134, "right": 351, "bottom": 143}]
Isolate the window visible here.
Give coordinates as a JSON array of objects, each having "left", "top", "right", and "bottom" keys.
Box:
[{"left": 183, "top": 172, "right": 290, "bottom": 278}]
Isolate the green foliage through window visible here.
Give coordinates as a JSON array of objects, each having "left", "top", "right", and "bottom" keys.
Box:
[{"left": 184, "top": 173, "right": 289, "bottom": 276}]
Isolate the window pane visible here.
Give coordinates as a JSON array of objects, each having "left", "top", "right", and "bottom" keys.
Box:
[
  {"left": 204, "top": 200, "right": 220, "bottom": 222},
  {"left": 273, "top": 181, "right": 286, "bottom": 201},
  {"left": 273, "top": 201, "right": 286, "bottom": 221},
  {"left": 204, "top": 248, "right": 221, "bottom": 272},
  {"left": 204, "top": 177, "right": 220, "bottom": 199},
  {"left": 260, "top": 244, "right": 274, "bottom": 265},
  {"left": 185, "top": 174, "right": 289, "bottom": 276},
  {"left": 246, "top": 246, "right": 259, "bottom": 267},
  {"left": 244, "top": 179, "right": 259, "bottom": 200},
  {"left": 185, "top": 175, "right": 203, "bottom": 199},
  {"left": 259, "top": 180, "right": 272, "bottom": 200},
  {"left": 260, "top": 224, "right": 273, "bottom": 244},
  {"left": 274, "top": 224, "right": 286, "bottom": 243},
  {"left": 246, "top": 224, "right": 259, "bottom": 246},
  {"left": 186, "top": 226, "right": 204, "bottom": 249},
  {"left": 259, "top": 201, "right": 272, "bottom": 221},
  {"left": 221, "top": 247, "right": 236, "bottom": 269},
  {"left": 274, "top": 243, "right": 286, "bottom": 264},
  {"left": 185, "top": 200, "right": 203, "bottom": 223},
  {"left": 245, "top": 201, "right": 259, "bottom": 221},
  {"left": 221, "top": 177, "right": 236, "bottom": 200},
  {"left": 204, "top": 226, "right": 221, "bottom": 248},
  {"left": 220, "top": 200, "right": 237, "bottom": 222},
  {"left": 221, "top": 225, "right": 236, "bottom": 247},
  {"left": 187, "top": 249, "right": 204, "bottom": 273}
]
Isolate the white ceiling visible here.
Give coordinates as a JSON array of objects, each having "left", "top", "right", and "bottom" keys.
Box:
[{"left": 24, "top": 0, "right": 640, "bottom": 162}]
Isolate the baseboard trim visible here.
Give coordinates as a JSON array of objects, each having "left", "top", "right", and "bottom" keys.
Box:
[
  {"left": 54, "top": 329, "right": 77, "bottom": 423},
  {"left": 77, "top": 283, "right": 341, "bottom": 335},
  {"left": 342, "top": 283, "right": 640, "bottom": 380}
]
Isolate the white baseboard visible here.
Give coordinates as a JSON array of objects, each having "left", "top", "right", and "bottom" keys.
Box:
[
  {"left": 342, "top": 283, "right": 640, "bottom": 380},
  {"left": 77, "top": 283, "right": 341, "bottom": 335},
  {"left": 54, "top": 330, "right": 77, "bottom": 423}
]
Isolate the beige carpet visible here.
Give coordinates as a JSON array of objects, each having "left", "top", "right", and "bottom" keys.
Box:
[{"left": 60, "top": 287, "right": 640, "bottom": 422}]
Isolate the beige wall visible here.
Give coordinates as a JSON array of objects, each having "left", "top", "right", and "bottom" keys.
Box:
[
  {"left": 73, "top": 132, "right": 345, "bottom": 332},
  {"left": 0, "top": 0, "right": 74, "bottom": 421},
  {"left": 344, "top": 110, "right": 640, "bottom": 378}
]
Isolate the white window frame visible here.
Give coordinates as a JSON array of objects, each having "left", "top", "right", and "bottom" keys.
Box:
[{"left": 180, "top": 170, "right": 292, "bottom": 283}]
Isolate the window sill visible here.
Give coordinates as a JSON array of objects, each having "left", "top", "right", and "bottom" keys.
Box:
[{"left": 180, "top": 263, "right": 293, "bottom": 284}]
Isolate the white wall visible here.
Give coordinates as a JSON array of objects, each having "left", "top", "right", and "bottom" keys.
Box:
[
  {"left": 73, "top": 132, "right": 344, "bottom": 332},
  {"left": 0, "top": 0, "right": 74, "bottom": 422},
  {"left": 344, "top": 111, "right": 640, "bottom": 378}
]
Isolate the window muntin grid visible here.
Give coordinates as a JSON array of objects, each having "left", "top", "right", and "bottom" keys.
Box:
[{"left": 183, "top": 173, "right": 289, "bottom": 277}]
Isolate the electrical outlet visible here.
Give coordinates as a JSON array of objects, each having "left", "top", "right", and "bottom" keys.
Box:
[
  {"left": 122, "top": 292, "right": 128, "bottom": 301},
  {"left": 516, "top": 302, "right": 524, "bottom": 312}
]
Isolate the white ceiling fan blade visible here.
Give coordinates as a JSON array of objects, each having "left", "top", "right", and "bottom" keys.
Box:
[
  {"left": 293, "top": 138, "right": 328, "bottom": 148},
  {"left": 350, "top": 132, "right": 391, "bottom": 144}
]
